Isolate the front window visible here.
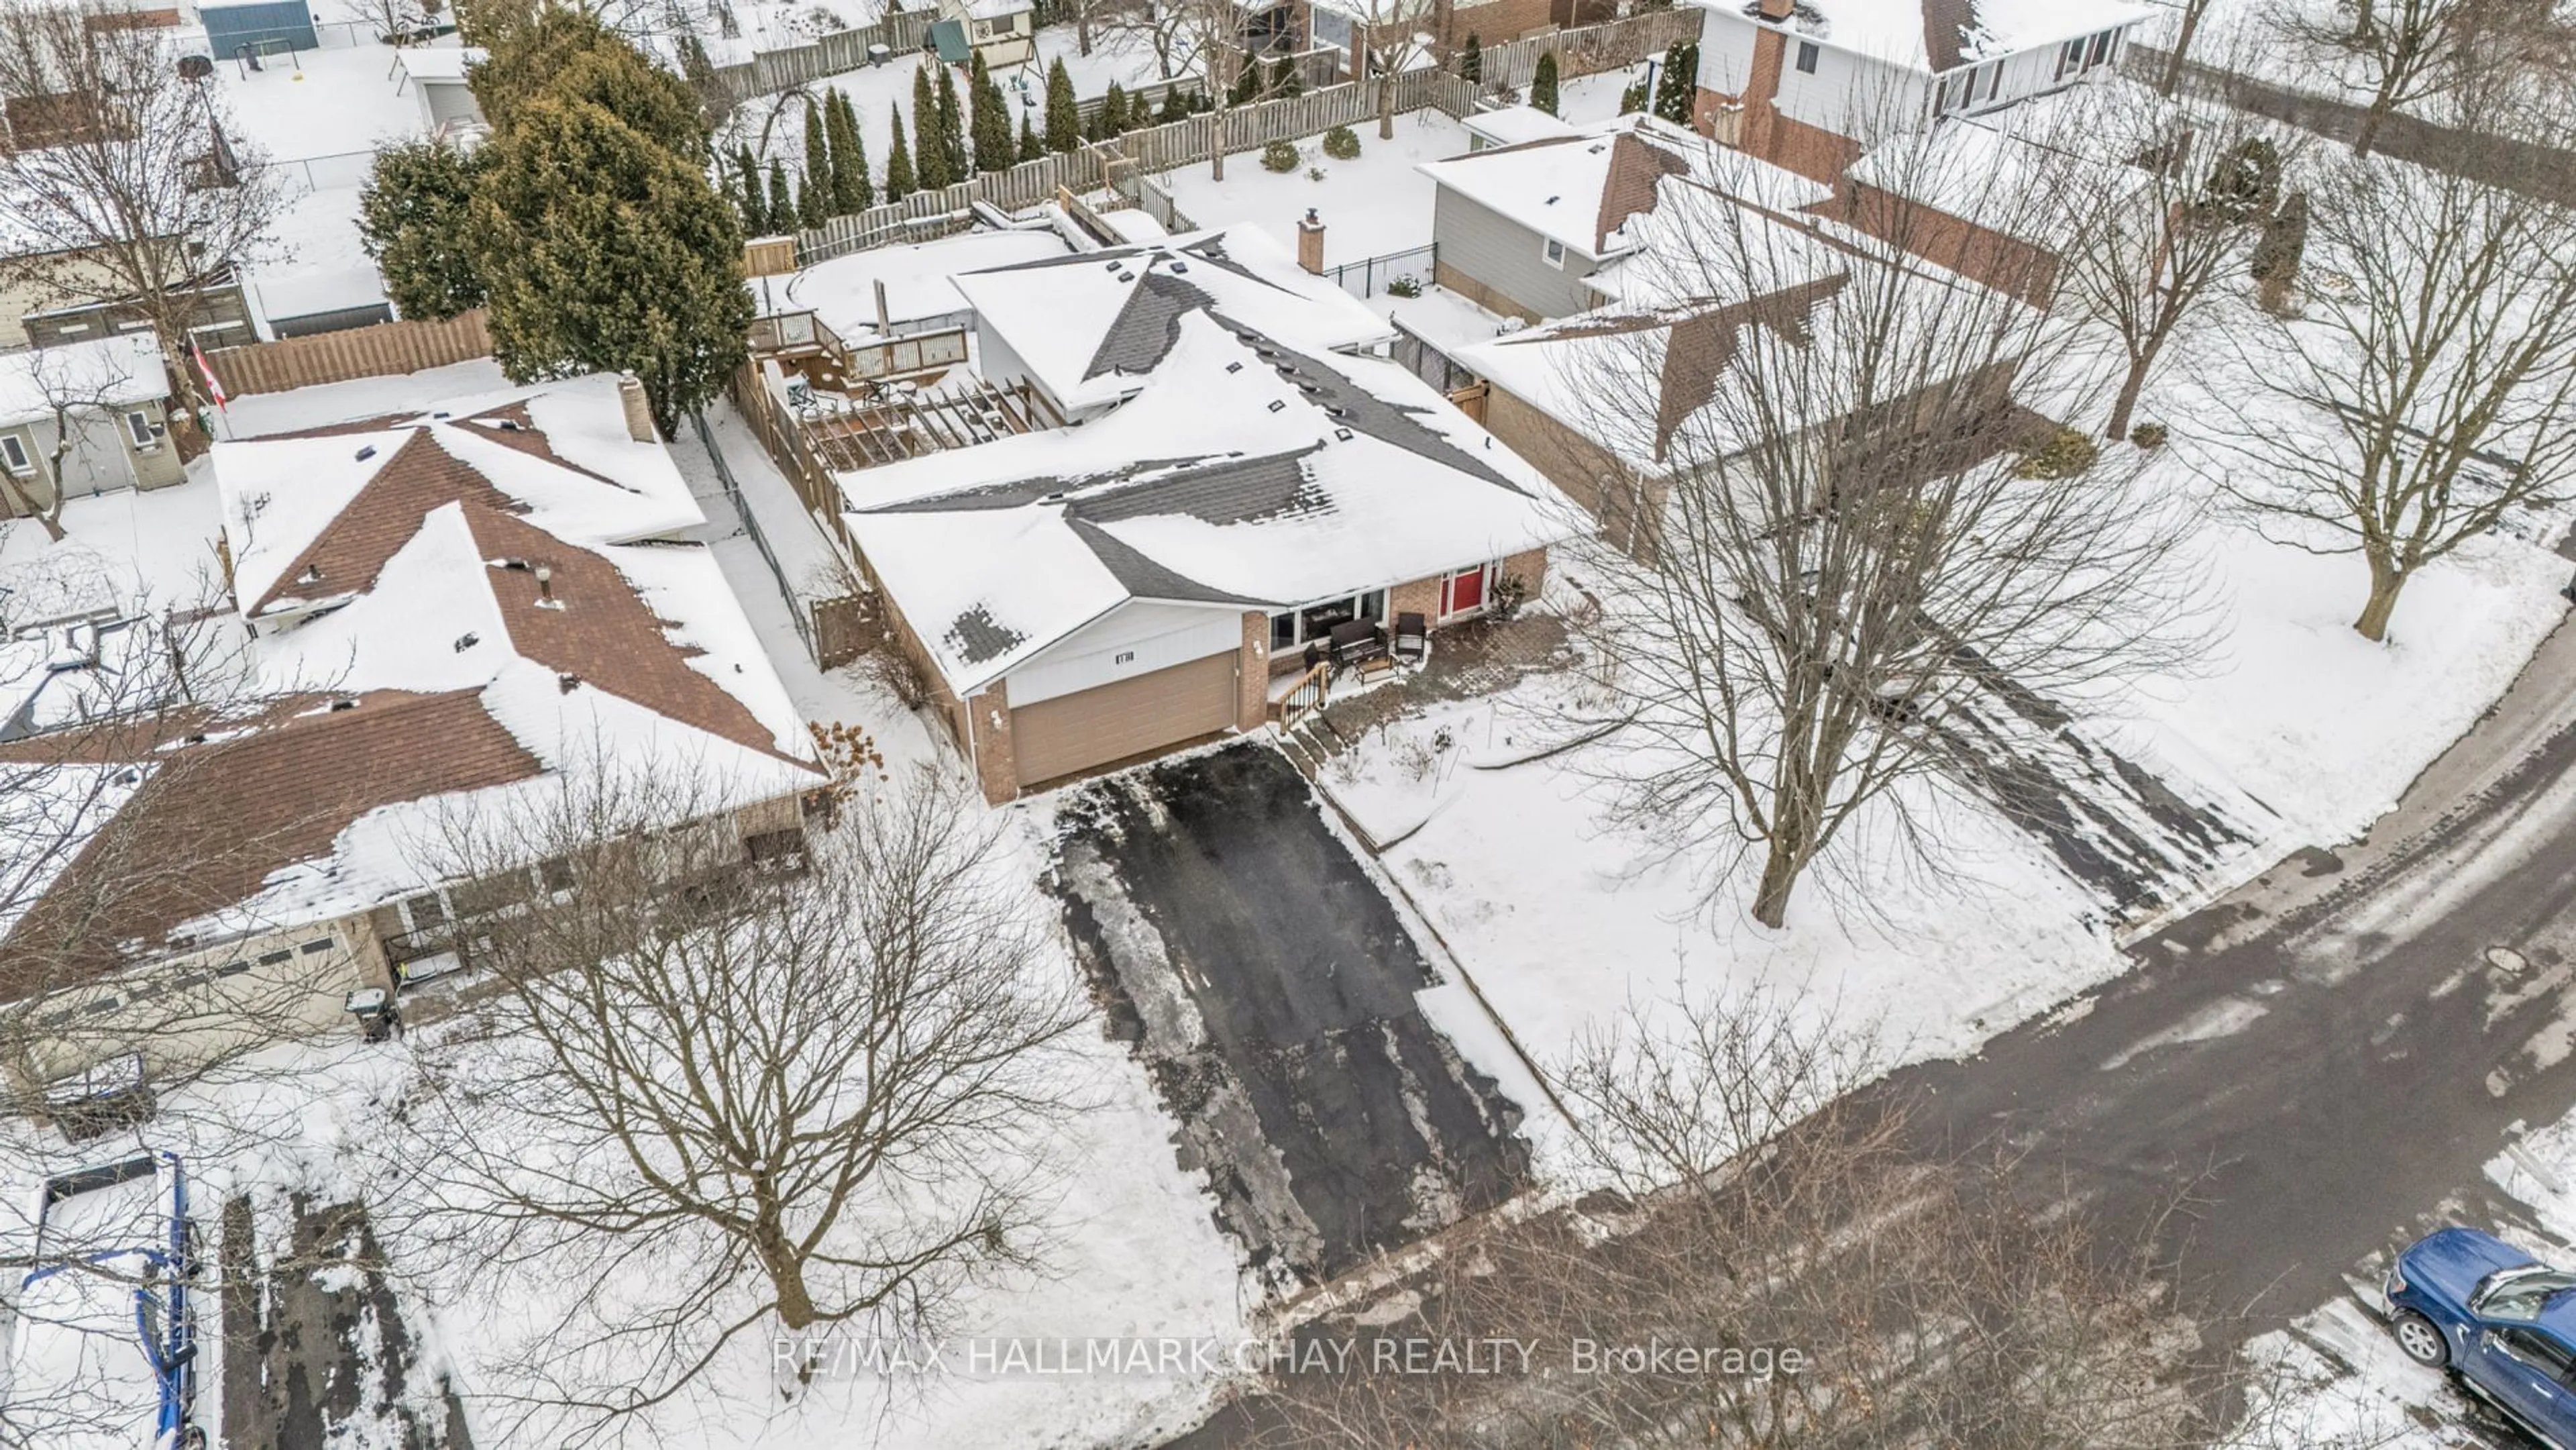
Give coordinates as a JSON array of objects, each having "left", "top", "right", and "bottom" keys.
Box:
[
  {"left": 125, "top": 409, "right": 155, "bottom": 450},
  {"left": 0, "top": 434, "right": 28, "bottom": 474},
  {"left": 1542, "top": 237, "right": 1566, "bottom": 267},
  {"left": 1271, "top": 590, "right": 1389, "bottom": 652},
  {"left": 1794, "top": 41, "right": 1818, "bottom": 74},
  {"left": 2087, "top": 30, "right": 2114, "bottom": 67},
  {"left": 2474, "top": 1265, "right": 2576, "bottom": 1322}
]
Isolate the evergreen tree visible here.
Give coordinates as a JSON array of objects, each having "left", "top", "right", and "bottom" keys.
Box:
[
  {"left": 767, "top": 158, "right": 793, "bottom": 227},
  {"left": 1458, "top": 32, "right": 1481, "bottom": 84},
  {"left": 1158, "top": 86, "right": 1193, "bottom": 123},
  {"left": 934, "top": 66, "right": 969, "bottom": 183},
  {"left": 1269, "top": 57, "right": 1299, "bottom": 98},
  {"left": 885, "top": 105, "right": 915, "bottom": 201},
  {"left": 1531, "top": 50, "right": 1560, "bottom": 116},
  {"left": 1018, "top": 113, "right": 1042, "bottom": 162},
  {"left": 1044, "top": 54, "right": 1078, "bottom": 153},
  {"left": 969, "top": 53, "right": 1013, "bottom": 174},
  {"left": 1653, "top": 42, "right": 1697, "bottom": 123},
  {"left": 466, "top": 95, "right": 751, "bottom": 435},
  {"left": 1228, "top": 57, "right": 1260, "bottom": 105},
  {"left": 358, "top": 138, "right": 489, "bottom": 320},
  {"left": 826, "top": 91, "right": 871, "bottom": 213},
  {"left": 1101, "top": 81, "right": 1128, "bottom": 135},
  {"left": 470, "top": 9, "right": 706, "bottom": 162},
  {"left": 802, "top": 101, "right": 833, "bottom": 214},
  {"left": 733, "top": 142, "right": 767, "bottom": 233},
  {"left": 912, "top": 67, "right": 950, "bottom": 189}
]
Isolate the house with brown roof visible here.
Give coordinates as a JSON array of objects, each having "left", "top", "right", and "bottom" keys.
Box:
[
  {"left": 0, "top": 372, "right": 822, "bottom": 1096},
  {"left": 1417, "top": 115, "right": 1831, "bottom": 322},
  {"left": 1453, "top": 165, "right": 2031, "bottom": 558}
]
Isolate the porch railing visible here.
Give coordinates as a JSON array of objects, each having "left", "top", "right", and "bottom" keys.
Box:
[{"left": 1276, "top": 660, "right": 1331, "bottom": 733}]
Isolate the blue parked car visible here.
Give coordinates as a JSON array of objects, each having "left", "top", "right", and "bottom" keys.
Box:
[{"left": 2387, "top": 1227, "right": 2576, "bottom": 1448}]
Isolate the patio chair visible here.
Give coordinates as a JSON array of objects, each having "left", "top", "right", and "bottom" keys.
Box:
[
  {"left": 1392, "top": 612, "right": 1428, "bottom": 663},
  {"left": 1328, "top": 619, "right": 1385, "bottom": 673}
]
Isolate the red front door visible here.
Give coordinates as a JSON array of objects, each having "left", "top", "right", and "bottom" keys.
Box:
[{"left": 1443, "top": 566, "right": 1486, "bottom": 617}]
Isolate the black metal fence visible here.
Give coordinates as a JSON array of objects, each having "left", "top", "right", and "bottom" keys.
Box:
[{"left": 1327, "top": 244, "right": 1437, "bottom": 302}]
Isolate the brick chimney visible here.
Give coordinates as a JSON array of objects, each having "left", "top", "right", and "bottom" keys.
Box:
[
  {"left": 616, "top": 372, "right": 655, "bottom": 443},
  {"left": 1758, "top": 0, "right": 1794, "bottom": 18},
  {"left": 1296, "top": 209, "right": 1326, "bottom": 275}
]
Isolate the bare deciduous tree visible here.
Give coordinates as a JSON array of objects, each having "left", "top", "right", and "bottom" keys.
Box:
[
  {"left": 0, "top": 4, "right": 287, "bottom": 438},
  {"left": 2208, "top": 145, "right": 2576, "bottom": 641},
  {"left": 1562, "top": 138, "right": 2199, "bottom": 927},
  {"left": 2271, "top": 0, "right": 2545, "bottom": 155},
  {"left": 2035, "top": 86, "right": 2301, "bottom": 439},
  {"left": 1231, "top": 994, "right": 2337, "bottom": 1447},
  {"left": 381, "top": 762, "right": 1085, "bottom": 1443},
  {"left": 1350, "top": 0, "right": 1436, "bottom": 140}
]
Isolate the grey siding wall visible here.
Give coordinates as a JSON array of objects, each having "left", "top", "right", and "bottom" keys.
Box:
[{"left": 1430, "top": 188, "right": 1601, "bottom": 322}]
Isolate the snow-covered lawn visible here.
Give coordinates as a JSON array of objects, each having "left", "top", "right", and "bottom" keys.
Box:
[
  {"left": 1156, "top": 108, "right": 1470, "bottom": 267},
  {"left": 1310, "top": 420, "right": 2567, "bottom": 1180},
  {"left": 209, "top": 35, "right": 439, "bottom": 165}
]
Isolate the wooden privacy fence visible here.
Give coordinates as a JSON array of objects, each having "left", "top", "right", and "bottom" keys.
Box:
[
  {"left": 701, "top": 11, "right": 935, "bottom": 102},
  {"left": 789, "top": 66, "right": 1492, "bottom": 263},
  {"left": 203, "top": 309, "right": 492, "bottom": 396},
  {"left": 1474, "top": 8, "right": 1705, "bottom": 91}
]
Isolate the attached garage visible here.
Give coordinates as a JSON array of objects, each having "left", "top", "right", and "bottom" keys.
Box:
[{"left": 1011, "top": 650, "right": 1238, "bottom": 788}]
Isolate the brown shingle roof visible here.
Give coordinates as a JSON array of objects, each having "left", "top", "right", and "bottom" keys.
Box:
[
  {"left": 246, "top": 430, "right": 523, "bottom": 617},
  {"left": 0, "top": 690, "right": 541, "bottom": 998},
  {"left": 1595, "top": 132, "right": 1691, "bottom": 254},
  {"left": 462, "top": 505, "right": 791, "bottom": 762}
]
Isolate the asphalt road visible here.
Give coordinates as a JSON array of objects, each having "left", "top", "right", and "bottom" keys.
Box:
[{"left": 1892, "top": 599, "right": 2576, "bottom": 1351}]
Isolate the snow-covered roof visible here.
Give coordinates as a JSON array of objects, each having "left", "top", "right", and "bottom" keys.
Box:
[
  {"left": 1740, "top": 0, "right": 2155, "bottom": 72},
  {"left": 777, "top": 227, "right": 1071, "bottom": 340},
  {"left": 393, "top": 44, "right": 485, "bottom": 84},
  {"left": 1845, "top": 117, "right": 2129, "bottom": 249},
  {"left": 841, "top": 309, "right": 1577, "bottom": 696},
  {"left": 214, "top": 373, "right": 702, "bottom": 615},
  {"left": 0, "top": 335, "right": 168, "bottom": 427},
  {"left": 1462, "top": 105, "right": 1578, "bottom": 150},
  {"left": 1419, "top": 115, "right": 1827, "bottom": 260},
  {"left": 949, "top": 225, "right": 1394, "bottom": 413},
  {"left": 0, "top": 374, "right": 820, "bottom": 988}
]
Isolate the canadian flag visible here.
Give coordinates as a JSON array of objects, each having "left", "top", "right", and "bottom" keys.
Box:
[{"left": 190, "top": 338, "right": 227, "bottom": 412}]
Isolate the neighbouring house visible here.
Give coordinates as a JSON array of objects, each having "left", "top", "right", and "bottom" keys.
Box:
[
  {"left": 1825, "top": 115, "right": 2093, "bottom": 308},
  {"left": 1311, "top": 0, "right": 1605, "bottom": 79},
  {"left": 0, "top": 236, "right": 257, "bottom": 353},
  {"left": 932, "top": 0, "right": 1035, "bottom": 66},
  {"left": 1462, "top": 103, "right": 1576, "bottom": 152},
  {"left": 392, "top": 44, "right": 488, "bottom": 139},
  {"left": 0, "top": 334, "right": 182, "bottom": 517},
  {"left": 769, "top": 227, "right": 1071, "bottom": 342},
  {"left": 1419, "top": 113, "right": 1829, "bottom": 322},
  {"left": 0, "top": 372, "right": 823, "bottom": 1096},
  {"left": 1688, "top": 0, "right": 2151, "bottom": 183},
  {"left": 833, "top": 227, "right": 1577, "bottom": 802},
  {"left": 1456, "top": 168, "right": 2029, "bottom": 557}
]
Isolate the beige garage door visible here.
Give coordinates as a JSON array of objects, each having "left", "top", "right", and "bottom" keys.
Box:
[{"left": 1012, "top": 651, "right": 1238, "bottom": 788}]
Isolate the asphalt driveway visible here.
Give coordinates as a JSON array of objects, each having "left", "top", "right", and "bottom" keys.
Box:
[{"left": 1048, "top": 742, "right": 1532, "bottom": 1288}]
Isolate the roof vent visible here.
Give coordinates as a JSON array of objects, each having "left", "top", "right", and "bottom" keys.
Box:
[
  {"left": 1038, "top": 490, "right": 1069, "bottom": 504},
  {"left": 1334, "top": 427, "right": 1354, "bottom": 442},
  {"left": 1545, "top": 194, "right": 1560, "bottom": 205},
  {"left": 432, "top": 411, "right": 451, "bottom": 419},
  {"left": 1116, "top": 270, "right": 1136, "bottom": 282},
  {"left": 1171, "top": 261, "right": 1189, "bottom": 273},
  {"left": 354, "top": 444, "right": 376, "bottom": 462},
  {"left": 1226, "top": 361, "right": 1243, "bottom": 374},
  {"left": 535, "top": 564, "right": 561, "bottom": 609},
  {"left": 557, "top": 672, "right": 580, "bottom": 694},
  {"left": 497, "top": 419, "right": 523, "bottom": 431},
  {"left": 453, "top": 631, "right": 479, "bottom": 652},
  {"left": 1266, "top": 399, "right": 1287, "bottom": 413},
  {"left": 329, "top": 698, "right": 358, "bottom": 712},
  {"left": 1106, "top": 258, "right": 1122, "bottom": 269},
  {"left": 297, "top": 564, "right": 322, "bottom": 584},
  {"left": 498, "top": 558, "right": 531, "bottom": 571}
]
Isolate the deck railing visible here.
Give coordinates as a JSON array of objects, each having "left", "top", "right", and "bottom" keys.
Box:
[{"left": 1276, "top": 660, "right": 1332, "bottom": 733}]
